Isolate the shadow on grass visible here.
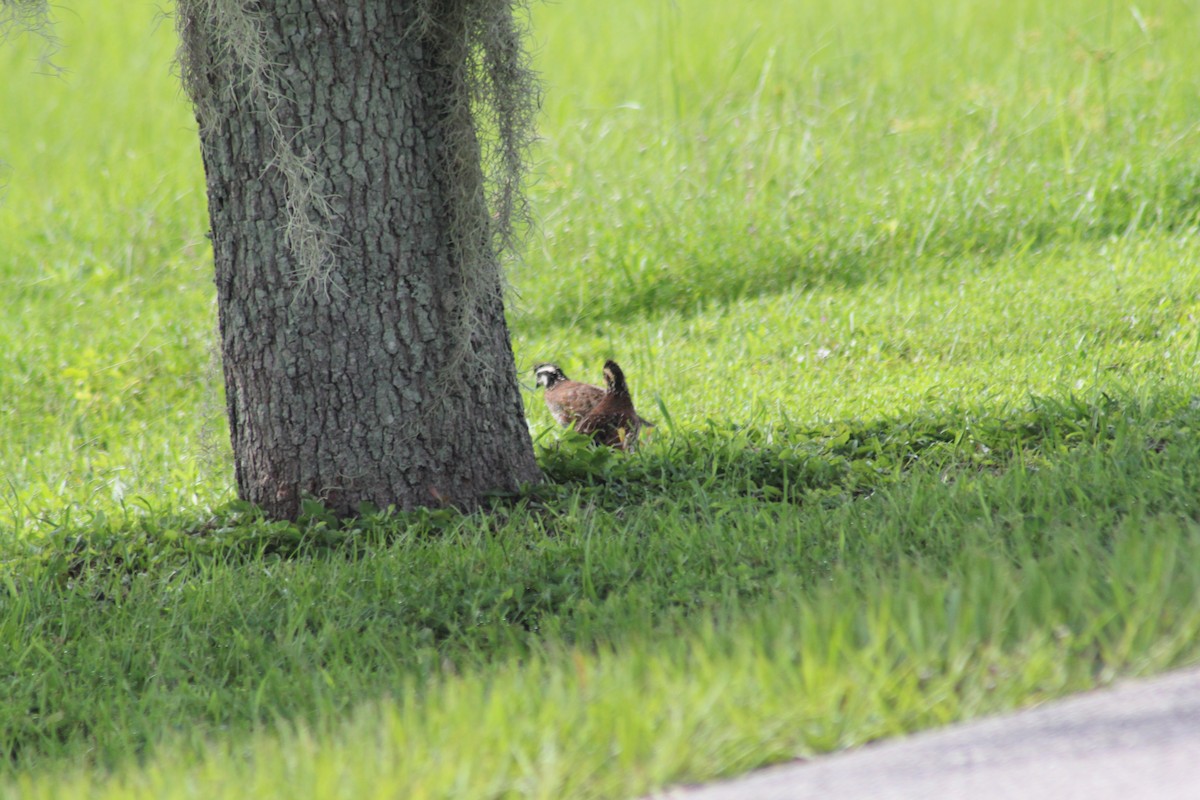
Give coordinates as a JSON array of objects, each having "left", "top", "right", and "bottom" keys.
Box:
[
  {"left": 532, "top": 389, "right": 1162, "bottom": 509},
  {"left": 518, "top": 195, "right": 1200, "bottom": 330},
  {"left": 4, "top": 388, "right": 1198, "bottom": 775}
]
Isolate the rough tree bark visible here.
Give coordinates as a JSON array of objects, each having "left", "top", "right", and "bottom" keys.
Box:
[{"left": 176, "top": 0, "right": 542, "bottom": 519}]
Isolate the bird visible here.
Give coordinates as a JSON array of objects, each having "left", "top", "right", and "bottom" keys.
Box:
[
  {"left": 575, "top": 359, "right": 650, "bottom": 451},
  {"left": 534, "top": 362, "right": 606, "bottom": 428}
]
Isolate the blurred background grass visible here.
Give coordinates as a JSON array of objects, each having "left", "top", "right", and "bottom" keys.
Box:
[{"left": 4, "top": 1, "right": 1200, "bottom": 532}]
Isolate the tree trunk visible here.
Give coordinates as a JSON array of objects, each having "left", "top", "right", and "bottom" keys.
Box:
[{"left": 177, "top": 0, "right": 541, "bottom": 519}]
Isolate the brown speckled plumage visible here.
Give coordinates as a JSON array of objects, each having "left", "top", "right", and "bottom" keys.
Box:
[
  {"left": 575, "top": 360, "right": 648, "bottom": 451},
  {"left": 534, "top": 363, "right": 605, "bottom": 427}
]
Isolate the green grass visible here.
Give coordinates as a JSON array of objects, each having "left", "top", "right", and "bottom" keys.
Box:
[{"left": 4, "top": 0, "right": 1200, "bottom": 797}]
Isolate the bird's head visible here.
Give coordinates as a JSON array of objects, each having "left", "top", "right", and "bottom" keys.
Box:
[{"left": 534, "top": 363, "right": 567, "bottom": 389}]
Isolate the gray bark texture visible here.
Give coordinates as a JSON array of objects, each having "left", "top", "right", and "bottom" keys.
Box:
[{"left": 178, "top": 0, "right": 541, "bottom": 519}]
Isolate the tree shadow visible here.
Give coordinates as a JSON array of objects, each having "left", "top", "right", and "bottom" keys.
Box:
[
  {"left": 515, "top": 195, "right": 1200, "bottom": 331},
  {"left": 5, "top": 388, "right": 1196, "bottom": 778}
]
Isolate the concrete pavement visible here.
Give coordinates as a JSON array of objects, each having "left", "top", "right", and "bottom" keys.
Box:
[{"left": 656, "top": 666, "right": 1200, "bottom": 799}]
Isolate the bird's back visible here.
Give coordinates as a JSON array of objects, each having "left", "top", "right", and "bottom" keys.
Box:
[{"left": 577, "top": 360, "right": 642, "bottom": 450}]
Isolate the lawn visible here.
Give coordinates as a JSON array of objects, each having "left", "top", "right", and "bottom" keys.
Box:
[{"left": 3, "top": 0, "right": 1200, "bottom": 797}]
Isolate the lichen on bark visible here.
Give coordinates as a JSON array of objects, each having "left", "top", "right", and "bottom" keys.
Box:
[
  {"left": 174, "top": 0, "right": 539, "bottom": 302},
  {"left": 4, "top": 0, "right": 545, "bottom": 517},
  {"left": 174, "top": 0, "right": 544, "bottom": 517},
  {"left": 0, "top": 0, "right": 60, "bottom": 70}
]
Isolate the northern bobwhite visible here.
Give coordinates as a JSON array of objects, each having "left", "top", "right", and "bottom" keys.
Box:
[
  {"left": 534, "top": 363, "right": 605, "bottom": 427},
  {"left": 575, "top": 359, "right": 649, "bottom": 451}
]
